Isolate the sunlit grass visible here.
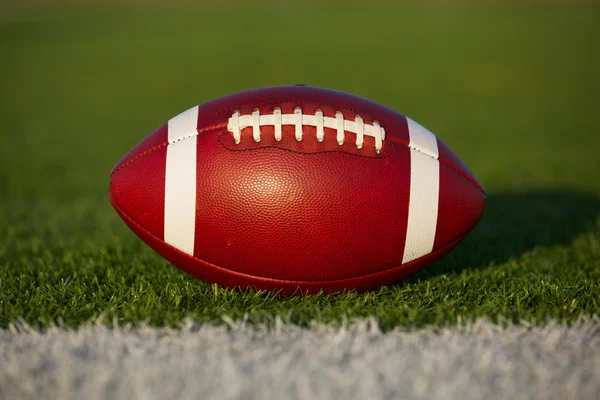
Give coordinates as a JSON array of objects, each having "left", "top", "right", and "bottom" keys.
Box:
[{"left": 1, "top": 3, "right": 599, "bottom": 328}]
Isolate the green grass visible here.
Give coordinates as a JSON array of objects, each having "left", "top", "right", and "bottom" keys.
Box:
[{"left": 1, "top": 2, "right": 599, "bottom": 329}]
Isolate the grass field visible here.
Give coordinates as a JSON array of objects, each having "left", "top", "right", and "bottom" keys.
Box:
[{"left": 0, "top": 2, "right": 599, "bottom": 330}]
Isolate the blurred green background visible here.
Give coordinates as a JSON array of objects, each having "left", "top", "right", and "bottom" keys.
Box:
[
  {"left": 2, "top": 2, "right": 599, "bottom": 197},
  {"left": 0, "top": 1, "right": 599, "bottom": 327}
]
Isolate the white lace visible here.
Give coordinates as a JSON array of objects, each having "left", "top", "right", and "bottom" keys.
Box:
[{"left": 227, "top": 108, "right": 386, "bottom": 152}]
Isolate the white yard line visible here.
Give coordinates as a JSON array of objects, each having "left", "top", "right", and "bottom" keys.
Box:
[{"left": 0, "top": 317, "right": 598, "bottom": 400}]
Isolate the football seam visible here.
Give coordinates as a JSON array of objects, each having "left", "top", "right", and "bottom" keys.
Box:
[
  {"left": 110, "top": 122, "right": 485, "bottom": 196},
  {"left": 111, "top": 101, "right": 384, "bottom": 177},
  {"left": 111, "top": 197, "right": 470, "bottom": 285},
  {"left": 213, "top": 101, "right": 382, "bottom": 127},
  {"left": 405, "top": 143, "right": 485, "bottom": 195},
  {"left": 216, "top": 104, "right": 484, "bottom": 195},
  {"left": 110, "top": 123, "right": 227, "bottom": 177},
  {"left": 216, "top": 131, "right": 394, "bottom": 159}
]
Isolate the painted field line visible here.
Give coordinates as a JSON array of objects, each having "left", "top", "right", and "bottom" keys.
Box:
[{"left": 0, "top": 317, "right": 598, "bottom": 400}]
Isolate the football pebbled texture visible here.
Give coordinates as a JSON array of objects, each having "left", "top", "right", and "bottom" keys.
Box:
[{"left": 109, "top": 86, "right": 485, "bottom": 294}]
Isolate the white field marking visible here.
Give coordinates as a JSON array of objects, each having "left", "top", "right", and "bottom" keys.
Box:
[
  {"left": 402, "top": 117, "right": 440, "bottom": 264},
  {"left": 1, "top": 318, "right": 598, "bottom": 400},
  {"left": 164, "top": 106, "right": 198, "bottom": 255},
  {"left": 228, "top": 110, "right": 387, "bottom": 152}
]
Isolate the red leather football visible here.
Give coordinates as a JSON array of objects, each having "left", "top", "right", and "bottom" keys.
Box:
[{"left": 109, "top": 86, "right": 485, "bottom": 294}]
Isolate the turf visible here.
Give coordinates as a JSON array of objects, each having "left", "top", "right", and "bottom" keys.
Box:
[{"left": 0, "top": 2, "right": 599, "bottom": 329}]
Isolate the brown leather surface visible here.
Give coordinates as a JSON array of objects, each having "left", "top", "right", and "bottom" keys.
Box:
[{"left": 109, "top": 86, "right": 485, "bottom": 292}]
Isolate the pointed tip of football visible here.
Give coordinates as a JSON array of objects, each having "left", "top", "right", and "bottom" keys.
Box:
[
  {"left": 109, "top": 123, "right": 168, "bottom": 241},
  {"left": 434, "top": 160, "right": 486, "bottom": 253}
]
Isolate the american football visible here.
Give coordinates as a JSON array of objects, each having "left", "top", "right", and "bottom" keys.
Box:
[{"left": 109, "top": 86, "right": 485, "bottom": 293}]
